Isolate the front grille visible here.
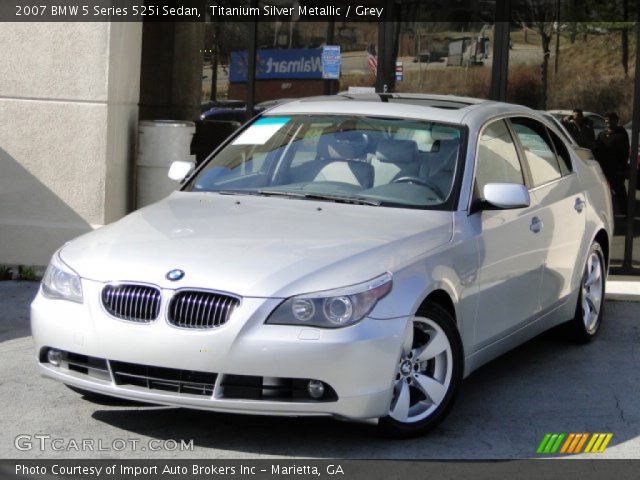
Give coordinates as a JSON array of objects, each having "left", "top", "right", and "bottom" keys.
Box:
[
  {"left": 168, "top": 290, "right": 239, "bottom": 329},
  {"left": 66, "top": 352, "right": 109, "bottom": 376},
  {"left": 41, "top": 348, "right": 338, "bottom": 403},
  {"left": 102, "top": 284, "right": 161, "bottom": 323},
  {"left": 111, "top": 360, "right": 217, "bottom": 396}
]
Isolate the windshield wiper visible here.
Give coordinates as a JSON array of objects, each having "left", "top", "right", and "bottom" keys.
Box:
[
  {"left": 257, "top": 190, "right": 382, "bottom": 205},
  {"left": 298, "top": 193, "right": 382, "bottom": 206},
  {"left": 217, "top": 189, "right": 381, "bottom": 206},
  {"left": 256, "top": 190, "right": 307, "bottom": 198},
  {"left": 216, "top": 189, "right": 263, "bottom": 196}
]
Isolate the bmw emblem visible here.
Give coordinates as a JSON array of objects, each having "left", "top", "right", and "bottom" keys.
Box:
[{"left": 166, "top": 269, "right": 185, "bottom": 281}]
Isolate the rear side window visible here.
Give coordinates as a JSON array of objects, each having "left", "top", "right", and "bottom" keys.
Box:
[
  {"left": 511, "top": 118, "right": 562, "bottom": 187},
  {"left": 589, "top": 115, "right": 605, "bottom": 131},
  {"left": 546, "top": 127, "right": 573, "bottom": 175},
  {"left": 475, "top": 120, "right": 524, "bottom": 197}
]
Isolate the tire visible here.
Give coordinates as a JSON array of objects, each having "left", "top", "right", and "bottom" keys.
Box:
[
  {"left": 565, "top": 242, "right": 606, "bottom": 343},
  {"left": 378, "top": 303, "right": 463, "bottom": 438}
]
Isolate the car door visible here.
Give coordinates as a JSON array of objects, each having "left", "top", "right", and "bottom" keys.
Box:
[
  {"left": 510, "top": 118, "right": 586, "bottom": 311},
  {"left": 470, "top": 119, "right": 547, "bottom": 349}
]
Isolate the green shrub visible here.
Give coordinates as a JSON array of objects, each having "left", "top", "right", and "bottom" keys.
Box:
[
  {"left": 507, "top": 66, "right": 542, "bottom": 109},
  {"left": 18, "top": 265, "right": 39, "bottom": 281}
]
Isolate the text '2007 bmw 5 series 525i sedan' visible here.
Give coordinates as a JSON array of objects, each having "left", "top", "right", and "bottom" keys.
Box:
[{"left": 31, "top": 93, "right": 613, "bottom": 437}]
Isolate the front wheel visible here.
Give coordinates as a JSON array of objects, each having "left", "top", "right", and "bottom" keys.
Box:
[{"left": 379, "top": 303, "right": 463, "bottom": 438}]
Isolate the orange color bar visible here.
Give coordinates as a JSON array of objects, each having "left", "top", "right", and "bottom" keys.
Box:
[
  {"left": 560, "top": 434, "right": 576, "bottom": 454},
  {"left": 574, "top": 433, "right": 589, "bottom": 453},
  {"left": 567, "top": 434, "right": 582, "bottom": 454}
]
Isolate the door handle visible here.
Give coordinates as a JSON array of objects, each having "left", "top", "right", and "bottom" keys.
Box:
[
  {"left": 574, "top": 197, "right": 586, "bottom": 213},
  {"left": 530, "top": 216, "right": 542, "bottom": 233}
]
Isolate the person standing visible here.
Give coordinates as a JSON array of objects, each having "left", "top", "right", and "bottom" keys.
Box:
[
  {"left": 593, "top": 112, "right": 630, "bottom": 216},
  {"left": 561, "top": 109, "right": 596, "bottom": 149}
]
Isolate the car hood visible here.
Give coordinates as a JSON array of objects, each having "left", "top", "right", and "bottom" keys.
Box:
[{"left": 60, "top": 192, "right": 453, "bottom": 298}]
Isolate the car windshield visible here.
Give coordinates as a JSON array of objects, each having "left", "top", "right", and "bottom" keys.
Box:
[{"left": 185, "top": 115, "right": 463, "bottom": 208}]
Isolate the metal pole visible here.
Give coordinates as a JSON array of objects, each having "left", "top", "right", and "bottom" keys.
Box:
[
  {"left": 209, "top": 20, "right": 219, "bottom": 102},
  {"left": 376, "top": 16, "right": 386, "bottom": 92},
  {"left": 324, "top": 20, "right": 335, "bottom": 95},
  {"left": 622, "top": 20, "right": 640, "bottom": 270},
  {"left": 554, "top": 0, "right": 560, "bottom": 74},
  {"left": 489, "top": 0, "right": 510, "bottom": 101},
  {"left": 246, "top": 0, "right": 258, "bottom": 119}
]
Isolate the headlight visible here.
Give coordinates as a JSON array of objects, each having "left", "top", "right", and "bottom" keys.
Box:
[
  {"left": 266, "top": 273, "right": 392, "bottom": 328},
  {"left": 41, "top": 252, "right": 83, "bottom": 303}
]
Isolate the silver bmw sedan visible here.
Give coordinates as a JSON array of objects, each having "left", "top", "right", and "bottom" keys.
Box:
[{"left": 31, "top": 93, "right": 613, "bottom": 437}]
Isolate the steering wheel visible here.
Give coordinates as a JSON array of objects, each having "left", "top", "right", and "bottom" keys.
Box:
[{"left": 392, "top": 176, "right": 444, "bottom": 199}]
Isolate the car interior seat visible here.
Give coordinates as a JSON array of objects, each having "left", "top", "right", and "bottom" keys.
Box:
[
  {"left": 288, "top": 131, "right": 373, "bottom": 188},
  {"left": 418, "top": 138, "right": 459, "bottom": 199},
  {"left": 370, "top": 139, "right": 420, "bottom": 187}
]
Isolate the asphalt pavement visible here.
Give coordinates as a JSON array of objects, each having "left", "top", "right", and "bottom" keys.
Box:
[{"left": 1, "top": 281, "right": 638, "bottom": 459}]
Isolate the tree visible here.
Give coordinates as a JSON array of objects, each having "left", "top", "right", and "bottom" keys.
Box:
[{"left": 515, "top": 0, "right": 558, "bottom": 109}]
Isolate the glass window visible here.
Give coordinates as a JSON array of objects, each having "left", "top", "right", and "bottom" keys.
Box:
[
  {"left": 392, "top": 22, "right": 494, "bottom": 99},
  {"left": 475, "top": 120, "right": 524, "bottom": 197},
  {"left": 546, "top": 127, "right": 572, "bottom": 175},
  {"left": 588, "top": 115, "right": 606, "bottom": 132},
  {"left": 511, "top": 118, "right": 562, "bottom": 187},
  {"left": 186, "top": 115, "right": 463, "bottom": 209}
]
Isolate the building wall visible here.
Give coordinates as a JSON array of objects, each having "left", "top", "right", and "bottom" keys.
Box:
[{"left": 0, "top": 22, "right": 142, "bottom": 266}]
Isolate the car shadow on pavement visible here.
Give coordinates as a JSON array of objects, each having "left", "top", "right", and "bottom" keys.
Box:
[{"left": 90, "top": 301, "right": 640, "bottom": 458}]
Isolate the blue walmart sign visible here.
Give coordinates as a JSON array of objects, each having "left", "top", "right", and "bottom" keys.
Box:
[{"left": 230, "top": 49, "right": 323, "bottom": 82}]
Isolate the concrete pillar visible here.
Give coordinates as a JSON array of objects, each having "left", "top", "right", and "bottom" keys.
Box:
[
  {"left": 0, "top": 22, "right": 142, "bottom": 266},
  {"left": 138, "top": 22, "right": 205, "bottom": 121}
]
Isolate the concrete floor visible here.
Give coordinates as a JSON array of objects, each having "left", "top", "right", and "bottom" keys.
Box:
[{"left": 1, "top": 281, "right": 639, "bottom": 459}]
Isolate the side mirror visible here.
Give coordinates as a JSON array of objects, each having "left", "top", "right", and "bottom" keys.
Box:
[
  {"left": 483, "top": 183, "right": 530, "bottom": 209},
  {"left": 168, "top": 161, "right": 195, "bottom": 182}
]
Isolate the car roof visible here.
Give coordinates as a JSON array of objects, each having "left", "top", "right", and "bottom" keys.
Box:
[{"left": 266, "top": 93, "right": 537, "bottom": 125}]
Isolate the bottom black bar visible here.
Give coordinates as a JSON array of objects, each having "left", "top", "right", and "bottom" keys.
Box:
[{"left": 3, "top": 459, "right": 640, "bottom": 480}]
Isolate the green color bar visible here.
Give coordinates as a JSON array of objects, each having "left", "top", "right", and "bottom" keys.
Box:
[
  {"left": 550, "top": 433, "right": 566, "bottom": 453},
  {"left": 537, "top": 434, "right": 552, "bottom": 454},
  {"left": 544, "top": 434, "right": 559, "bottom": 454}
]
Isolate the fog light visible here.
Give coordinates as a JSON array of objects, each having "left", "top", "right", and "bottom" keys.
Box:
[
  {"left": 47, "top": 349, "right": 63, "bottom": 366},
  {"left": 306, "top": 380, "right": 325, "bottom": 399}
]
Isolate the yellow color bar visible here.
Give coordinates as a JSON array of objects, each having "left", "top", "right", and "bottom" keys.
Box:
[
  {"left": 596, "top": 433, "right": 613, "bottom": 453},
  {"left": 584, "top": 433, "right": 599, "bottom": 453},
  {"left": 591, "top": 434, "right": 607, "bottom": 452}
]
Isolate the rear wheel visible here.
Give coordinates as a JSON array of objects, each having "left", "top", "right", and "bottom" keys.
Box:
[
  {"left": 379, "top": 303, "right": 463, "bottom": 438},
  {"left": 566, "top": 242, "right": 605, "bottom": 343}
]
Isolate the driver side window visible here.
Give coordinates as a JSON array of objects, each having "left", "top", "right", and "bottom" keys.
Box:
[{"left": 474, "top": 120, "right": 524, "bottom": 199}]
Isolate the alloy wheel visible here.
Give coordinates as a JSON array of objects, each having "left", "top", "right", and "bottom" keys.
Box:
[
  {"left": 581, "top": 250, "right": 604, "bottom": 334},
  {"left": 388, "top": 316, "right": 453, "bottom": 424}
]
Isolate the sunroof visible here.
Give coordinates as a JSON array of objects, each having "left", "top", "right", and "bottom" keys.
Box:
[
  {"left": 386, "top": 98, "right": 472, "bottom": 109},
  {"left": 298, "top": 94, "right": 477, "bottom": 110}
]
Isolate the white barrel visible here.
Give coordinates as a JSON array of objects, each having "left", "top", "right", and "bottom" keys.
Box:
[{"left": 136, "top": 120, "right": 195, "bottom": 208}]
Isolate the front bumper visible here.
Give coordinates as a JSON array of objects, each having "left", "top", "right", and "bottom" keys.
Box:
[{"left": 31, "top": 280, "right": 408, "bottom": 419}]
